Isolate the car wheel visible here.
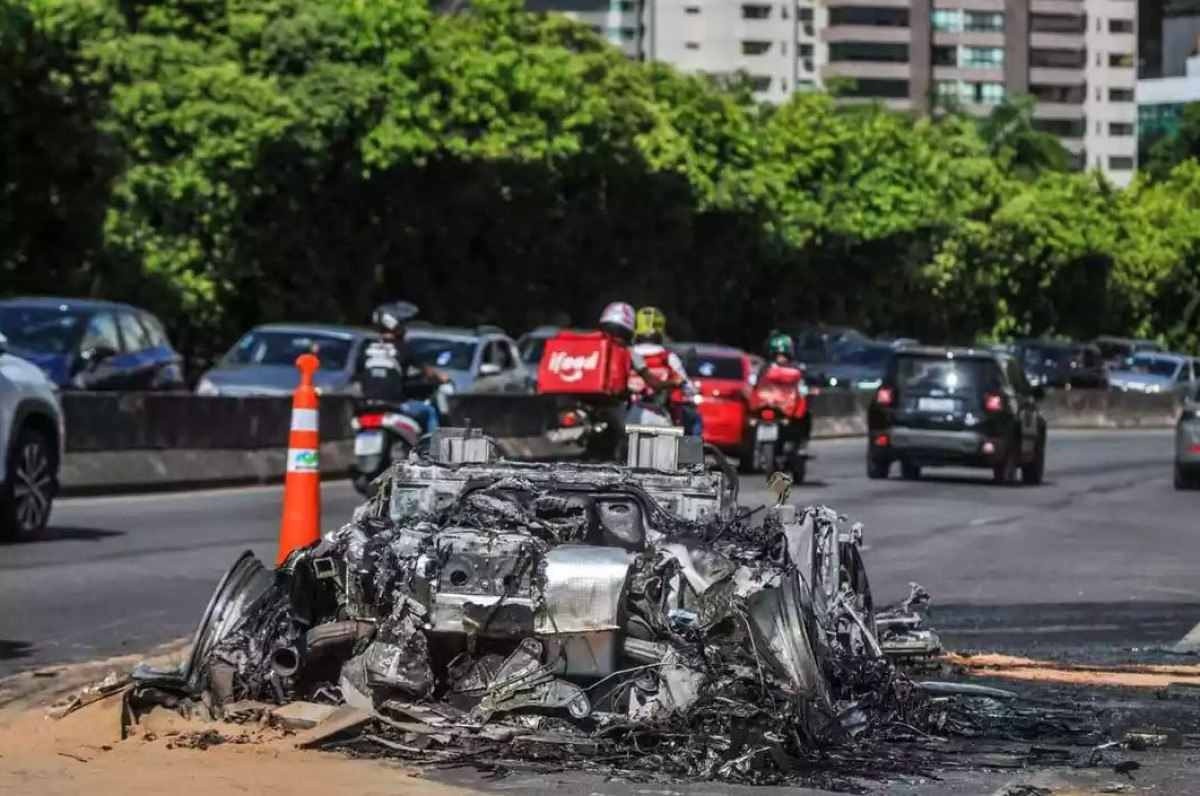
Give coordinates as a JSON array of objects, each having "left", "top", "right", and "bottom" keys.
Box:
[
  {"left": 866, "top": 451, "right": 889, "bottom": 480},
  {"left": 1021, "top": 434, "right": 1046, "bottom": 486},
  {"left": 900, "top": 461, "right": 921, "bottom": 481},
  {"left": 791, "top": 458, "right": 807, "bottom": 485},
  {"left": 993, "top": 443, "right": 1018, "bottom": 486},
  {"left": 1, "top": 427, "right": 57, "bottom": 541},
  {"left": 1176, "top": 464, "right": 1197, "bottom": 491}
]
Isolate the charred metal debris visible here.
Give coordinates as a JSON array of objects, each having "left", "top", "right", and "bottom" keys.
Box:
[{"left": 129, "top": 428, "right": 1094, "bottom": 786}]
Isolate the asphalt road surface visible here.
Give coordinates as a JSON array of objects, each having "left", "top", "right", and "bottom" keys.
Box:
[{"left": 2, "top": 429, "right": 1197, "bottom": 679}]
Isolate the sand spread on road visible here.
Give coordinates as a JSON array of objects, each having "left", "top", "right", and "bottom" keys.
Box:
[{"left": 0, "top": 645, "right": 465, "bottom": 796}]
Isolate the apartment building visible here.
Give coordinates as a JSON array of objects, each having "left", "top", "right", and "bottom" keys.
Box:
[
  {"left": 820, "top": 1, "right": 1138, "bottom": 184},
  {"left": 651, "top": 0, "right": 824, "bottom": 101},
  {"left": 524, "top": 1, "right": 1140, "bottom": 184},
  {"left": 525, "top": 0, "right": 649, "bottom": 58}
]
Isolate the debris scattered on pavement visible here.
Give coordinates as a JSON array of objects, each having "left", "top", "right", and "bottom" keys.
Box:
[
  {"left": 942, "top": 651, "right": 1200, "bottom": 689},
  {"left": 116, "top": 428, "right": 1135, "bottom": 787},
  {"left": 47, "top": 672, "right": 129, "bottom": 719}
]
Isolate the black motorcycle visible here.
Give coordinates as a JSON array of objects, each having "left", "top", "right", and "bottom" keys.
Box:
[
  {"left": 746, "top": 406, "right": 811, "bottom": 484},
  {"left": 350, "top": 381, "right": 453, "bottom": 495}
]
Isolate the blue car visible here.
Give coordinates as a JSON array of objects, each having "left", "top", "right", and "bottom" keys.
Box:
[{"left": 0, "top": 297, "right": 185, "bottom": 390}]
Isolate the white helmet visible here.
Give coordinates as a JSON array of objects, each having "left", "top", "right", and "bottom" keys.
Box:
[
  {"left": 598, "top": 302, "right": 635, "bottom": 343},
  {"left": 372, "top": 301, "right": 419, "bottom": 332}
]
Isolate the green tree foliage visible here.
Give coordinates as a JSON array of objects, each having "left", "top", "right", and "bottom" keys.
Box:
[
  {"left": 1144, "top": 102, "right": 1200, "bottom": 182},
  {"left": 977, "top": 95, "right": 1071, "bottom": 180},
  {"left": 2, "top": 0, "right": 1199, "bottom": 366}
]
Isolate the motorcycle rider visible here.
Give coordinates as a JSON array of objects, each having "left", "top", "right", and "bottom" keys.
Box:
[
  {"left": 763, "top": 331, "right": 799, "bottom": 372},
  {"left": 361, "top": 301, "right": 449, "bottom": 435},
  {"left": 753, "top": 330, "right": 810, "bottom": 439},
  {"left": 630, "top": 306, "right": 703, "bottom": 437}
]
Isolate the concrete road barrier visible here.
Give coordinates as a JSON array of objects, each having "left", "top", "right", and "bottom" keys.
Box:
[
  {"left": 56, "top": 389, "right": 1182, "bottom": 493},
  {"left": 60, "top": 441, "right": 353, "bottom": 495}
]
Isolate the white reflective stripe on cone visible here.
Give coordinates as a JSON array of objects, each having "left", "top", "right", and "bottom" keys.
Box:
[
  {"left": 287, "top": 448, "right": 320, "bottom": 472},
  {"left": 291, "top": 408, "right": 319, "bottom": 432}
]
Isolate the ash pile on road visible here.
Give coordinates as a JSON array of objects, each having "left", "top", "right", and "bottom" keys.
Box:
[{"left": 126, "top": 429, "right": 1095, "bottom": 788}]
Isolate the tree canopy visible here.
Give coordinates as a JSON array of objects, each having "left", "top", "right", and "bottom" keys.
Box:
[{"left": 3, "top": 0, "right": 1200, "bottom": 366}]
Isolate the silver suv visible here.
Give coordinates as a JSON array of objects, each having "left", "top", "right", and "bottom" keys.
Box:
[{"left": 0, "top": 333, "right": 64, "bottom": 539}]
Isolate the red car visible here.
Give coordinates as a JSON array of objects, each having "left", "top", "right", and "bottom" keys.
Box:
[{"left": 672, "top": 343, "right": 755, "bottom": 452}]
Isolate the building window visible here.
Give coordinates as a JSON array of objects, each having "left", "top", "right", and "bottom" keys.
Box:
[
  {"left": 933, "top": 46, "right": 957, "bottom": 67},
  {"left": 742, "top": 40, "right": 772, "bottom": 55},
  {"left": 620, "top": 26, "right": 637, "bottom": 40},
  {"left": 781, "top": 4, "right": 788, "bottom": 19},
  {"left": 829, "top": 7, "right": 908, "bottom": 27},
  {"left": 1031, "top": 13, "right": 1085, "bottom": 34},
  {"left": 1033, "top": 118, "right": 1086, "bottom": 138},
  {"left": 932, "top": 9, "right": 961, "bottom": 33},
  {"left": 797, "top": 7, "right": 812, "bottom": 22},
  {"left": 798, "top": 43, "right": 813, "bottom": 58},
  {"left": 1109, "top": 155, "right": 1135, "bottom": 170},
  {"left": 742, "top": 4, "right": 771, "bottom": 19},
  {"left": 749, "top": 75, "right": 772, "bottom": 92},
  {"left": 1109, "top": 88, "right": 1134, "bottom": 102},
  {"left": 964, "top": 11, "right": 1004, "bottom": 33},
  {"left": 684, "top": 5, "right": 700, "bottom": 14},
  {"left": 1096, "top": 120, "right": 1102, "bottom": 135},
  {"left": 935, "top": 80, "right": 960, "bottom": 102},
  {"left": 685, "top": 41, "right": 700, "bottom": 50},
  {"left": 619, "top": 0, "right": 636, "bottom": 12},
  {"left": 1109, "top": 122, "right": 1135, "bottom": 137},
  {"left": 1031, "top": 83, "right": 1086, "bottom": 103},
  {"left": 829, "top": 42, "right": 909, "bottom": 63},
  {"left": 961, "top": 47, "right": 1003, "bottom": 68},
  {"left": 975, "top": 82, "right": 1005, "bottom": 104},
  {"left": 842, "top": 78, "right": 910, "bottom": 99},
  {"left": 1110, "top": 18, "right": 1134, "bottom": 34},
  {"left": 1031, "top": 49, "right": 1087, "bottom": 69},
  {"left": 1108, "top": 53, "right": 1134, "bottom": 68},
  {"left": 1096, "top": 86, "right": 1102, "bottom": 102}
]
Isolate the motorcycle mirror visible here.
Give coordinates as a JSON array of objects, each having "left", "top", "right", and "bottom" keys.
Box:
[
  {"left": 0, "top": 332, "right": 7, "bottom": 355},
  {"left": 479, "top": 362, "right": 502, "bottom": 377}
]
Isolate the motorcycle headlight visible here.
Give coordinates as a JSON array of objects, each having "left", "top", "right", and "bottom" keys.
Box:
[{"left": 196, "top": 376, "right": 220, "bottom": 396}]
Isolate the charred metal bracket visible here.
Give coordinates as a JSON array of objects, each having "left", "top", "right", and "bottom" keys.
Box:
[{"left": 471, "top": 639, "right": 591, "bottom": 722}]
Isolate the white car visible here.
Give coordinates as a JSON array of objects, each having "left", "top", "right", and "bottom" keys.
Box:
[{"left": 0, "top": 332, "right": 65, "bottom": 539}]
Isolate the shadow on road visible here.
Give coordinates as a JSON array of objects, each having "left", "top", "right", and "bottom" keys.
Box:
[
  {"left": 893, "top": 473, "right": 1056, "bottom": 490},
  {"left": 0, "top": 640, "right": 34, "bottom": 661},
  {"left": 2, "top": 526, "right": 126, "bottom": 545}
]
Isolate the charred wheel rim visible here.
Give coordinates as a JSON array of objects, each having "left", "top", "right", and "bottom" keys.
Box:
[{"left": 12, "top": 436, "right": 53, "bottom": 533}]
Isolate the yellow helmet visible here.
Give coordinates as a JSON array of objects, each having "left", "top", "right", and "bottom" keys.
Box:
[{"left": 634, "top": 306, "right": 666, "bottom": 340}]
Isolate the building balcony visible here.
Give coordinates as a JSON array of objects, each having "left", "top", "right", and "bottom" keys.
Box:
[
  {"left": 1032, "top": 101, "right": 1086, "bottom": 120},
  {"left": 1030, "top": 0, "right": 1086, "bottom": 16},
  {"left": 823, "top": 62, "right": 911, "bottom": 80},
  {"left": 1058, "top": 137, "right": 1085, "bottom": 155},
  {"left": 838, "top": 96, "right": 913, "bottom": 112},
  {"left": 1030, "top": 32, "right": 1086, "bottom": 50},
  {"left": 825, "top": 0, "right": 910, "bottom": 8},
  {"left": 933, "top": 66, "right": 1005, "bottom": 83},
  {"left": 932, "top": 31, "right": 1005, "bottom": 48},
  {"left": 823, "top": 25, "right": 910, "bottom": 44},
  {"left": 1029, "top": 66, "right": 1086, "bottom": 84}
]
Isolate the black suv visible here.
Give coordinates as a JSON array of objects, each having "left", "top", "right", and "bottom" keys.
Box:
[{"left": 866, "top": 348, "right": 1047, "bottom": 485}]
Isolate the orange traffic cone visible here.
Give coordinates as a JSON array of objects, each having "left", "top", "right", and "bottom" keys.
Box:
[{"left": 277, "top": 353, "right": 322, "bottom": 566}]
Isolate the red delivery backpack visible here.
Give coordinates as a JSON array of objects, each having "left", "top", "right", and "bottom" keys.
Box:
[
  {"left": 537, "top": 331, "right": 631, "bottom": 397},
  {"left": 750, "top": 363, "right": 807, "bottom": 418}
]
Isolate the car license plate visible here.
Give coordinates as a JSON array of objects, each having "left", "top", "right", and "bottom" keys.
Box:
[
  {"left": 918, "top": 397, "right": 956, "bottom": 413},
  {"left": 354, "top": 431, "right": 384, "bottom": 456},
  {"left": 756, "top": 423, "right": 779, "bottom": 442}
]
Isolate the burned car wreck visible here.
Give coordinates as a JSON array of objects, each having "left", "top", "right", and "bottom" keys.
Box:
[{"left": 131, "top": 427, "right": 950, "bottom": 784}]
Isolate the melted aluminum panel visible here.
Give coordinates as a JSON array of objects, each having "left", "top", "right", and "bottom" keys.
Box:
[{"left": 535, "top": 545, "right": 632, "bottom": 634}]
